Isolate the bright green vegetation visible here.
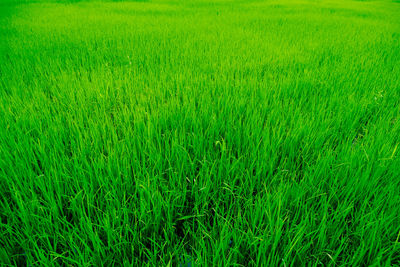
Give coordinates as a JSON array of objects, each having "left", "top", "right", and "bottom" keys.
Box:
[{"left": 1, "top": 0, "right": 400, "bottom": 265}]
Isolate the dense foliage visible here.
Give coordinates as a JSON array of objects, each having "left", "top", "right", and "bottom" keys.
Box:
[{"left": 1, "top": 0, "right": 400, "bottom": 265}]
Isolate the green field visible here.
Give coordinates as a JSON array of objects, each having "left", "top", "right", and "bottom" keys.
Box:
[{"left": 1, "top": 0, "right": 400, "bottom": 265}]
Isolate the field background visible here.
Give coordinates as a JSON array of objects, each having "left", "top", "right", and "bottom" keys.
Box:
[{"left": 1, "top": 0, "right": 400, "bottom": 265}]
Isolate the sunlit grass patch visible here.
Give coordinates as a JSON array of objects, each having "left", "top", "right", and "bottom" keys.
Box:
[{"left": 1, "top": 0, "right": 400, "bottom": 265}]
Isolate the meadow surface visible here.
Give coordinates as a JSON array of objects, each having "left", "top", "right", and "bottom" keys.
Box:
[{"left": 1, "top": 0, "right": 400, "bottom": 265}]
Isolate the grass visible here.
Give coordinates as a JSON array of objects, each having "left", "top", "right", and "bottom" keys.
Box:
[{"left": 1, "top": 0, "right": 400, "bottom": 265}]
